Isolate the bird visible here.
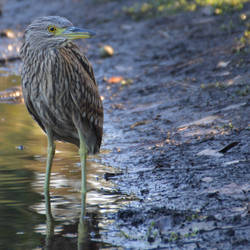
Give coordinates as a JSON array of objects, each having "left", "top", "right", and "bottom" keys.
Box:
[{"left": 20, "top": 16, "right": 103, "bottom": 199}]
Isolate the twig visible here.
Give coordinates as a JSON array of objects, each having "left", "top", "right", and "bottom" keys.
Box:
[{"left": 219, "top": 142, "right": 239, "bottom": 154}]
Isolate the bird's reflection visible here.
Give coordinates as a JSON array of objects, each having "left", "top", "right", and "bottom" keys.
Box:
[
  {"left": 77, "top": 192, "right": 88, "bottom": 250},
  {"left": 38, "top": 160, "right": 125, "bottom": 249},
  {"left": 45, "top": 191, "right": 55, "bottom": 249},
  {"left": 44, "top": 191, "right": 102, "bottom": 250}
]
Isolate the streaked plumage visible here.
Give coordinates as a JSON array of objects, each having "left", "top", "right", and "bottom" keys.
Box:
[
  {"left": 20, "top": 16, "right": 103, "bottom": 213},
  {"left": 20, "top": 16, "right": 103, "bottom": 154}
]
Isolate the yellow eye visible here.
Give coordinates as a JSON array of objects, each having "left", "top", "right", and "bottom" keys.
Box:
[{"left": 48, "top": 25, "right": 57, "bottom": 33}]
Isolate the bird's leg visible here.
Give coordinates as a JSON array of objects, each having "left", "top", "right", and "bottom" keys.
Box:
[
  {"left": 45, "top": 191, "right": 54, "bottom": 250},
  {"left": 44, "top": 128, "right": 55, "bottom": 195},
  {"left": 44, "top": 128, "right": 55, "bottom": 249},
  {"left": 77, "top": 213, "right": 88, "bottom": 250},
  {"left": 76, "top": 128, "right": 88, "bottom": 219}
]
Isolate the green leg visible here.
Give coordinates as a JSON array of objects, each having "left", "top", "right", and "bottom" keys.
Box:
[
  {"left": 44, "top": 128, "right": 55, "bottom": 195},
  {"left": 45, "top": 191, "right": 54, "bottom": 250},
  {"left": 44, "top": 128, "right": 55, "bottom": 249},
  {"left": 77, "top": 212, "right": 88, "bottom": 250},
  {"left": 76, "top": 128, "right": 88, "bottom": 220}
]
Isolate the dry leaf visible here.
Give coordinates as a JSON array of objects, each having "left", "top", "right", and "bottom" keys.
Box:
[{"left": 107, "top": 76, "right": 124, "bottom": 84}]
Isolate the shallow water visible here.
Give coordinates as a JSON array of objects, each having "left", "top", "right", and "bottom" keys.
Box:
[{"left": 0, "top": 71, "right": 127, "bottom": 250}]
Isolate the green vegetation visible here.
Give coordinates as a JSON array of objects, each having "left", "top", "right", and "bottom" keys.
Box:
[
  {"left": 239, "top": 28, "right": 250, "bottom": 46},
  {"left": 233, "top": 14, "right": 250, "bottom": 52},
  {"left": 119, "top": 230, "right": 131, "bottom": 239},
  {"left": 200, "top": 81, "right": 227, "bottom": 90},
  {"left": 186, "top": 212, "right": 200, "bottom": 221},
  {"left": 169, "top": 232, "right": 180, "bottom": 242},
  {"left": 124, "top": 0, "right": 249, "bottom": 19},
  {"left": 146, "top": 221, "right": 159, "bottom": 242},
  {"left": 184, "top": 228, "right": 199, "bottom": 238},
  {"left": 167, "top": 228, "right": 199, "bottom": 242},
  {"left": 222, "top": 122, "right": 235, "bottom": 130}
]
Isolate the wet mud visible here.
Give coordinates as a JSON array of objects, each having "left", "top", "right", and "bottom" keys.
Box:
[{"left": 0, "top": 0, "right": 249, "bottom": 249}]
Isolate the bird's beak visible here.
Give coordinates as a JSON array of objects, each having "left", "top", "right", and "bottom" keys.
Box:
[{"left": 60, "top": 27, "right": 96, "bottom": 40}]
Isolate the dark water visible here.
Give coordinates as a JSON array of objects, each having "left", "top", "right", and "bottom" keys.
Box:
[{"left": 0, "top": 71, "right": 126, "bottom": 250}]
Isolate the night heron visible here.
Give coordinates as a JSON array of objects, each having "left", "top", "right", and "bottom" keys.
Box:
[{"left": 20, "top": 16, "right": 103, "bottom": 199}]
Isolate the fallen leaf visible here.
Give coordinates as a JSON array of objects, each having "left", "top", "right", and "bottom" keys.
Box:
[
  {"left": 177, "top": 126, "right": 188, "bottom": 131},
  {"left": 107, "top": 76, "right": 124, "bottom": 84}
]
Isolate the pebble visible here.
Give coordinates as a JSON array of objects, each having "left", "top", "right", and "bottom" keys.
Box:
[{"left": 100, "top": 45, "right": 114, "bottom": 58}]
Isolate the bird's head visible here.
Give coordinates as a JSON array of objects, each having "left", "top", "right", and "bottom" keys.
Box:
[{"left": 22, "top": 16, "right": 95, "bottom": 52}]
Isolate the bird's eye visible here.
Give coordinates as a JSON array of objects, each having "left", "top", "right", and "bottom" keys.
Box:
[{"left": 48, "top": 25, "right": 57, "bottom": 33}]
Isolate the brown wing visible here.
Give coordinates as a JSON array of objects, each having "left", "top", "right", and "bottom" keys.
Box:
[{"left": 59, "top": 44, "right": 103, "bottom": 154}]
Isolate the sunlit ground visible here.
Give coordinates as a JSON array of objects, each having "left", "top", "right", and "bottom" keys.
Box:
[{"left": 124, "top": 0, "right": 249, "bottom": 19}]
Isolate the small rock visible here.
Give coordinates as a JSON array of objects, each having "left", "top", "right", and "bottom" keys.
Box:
[
  {"left": 202, "top": 177, "right": 213, "bottom": 183},
  {"left": 100, "top": 45, "right": 114, "bottom": 58},
  {"left": 217, "top": 60, "right": 230, "bottom": 68}
]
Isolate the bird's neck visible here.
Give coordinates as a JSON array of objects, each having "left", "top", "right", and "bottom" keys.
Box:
[{"left": 20, "top": 38, "right": 69, "bottom": 61}]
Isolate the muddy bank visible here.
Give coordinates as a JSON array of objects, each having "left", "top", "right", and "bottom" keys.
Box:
[{"left": 0, "top": 0, "right": 250, "bottom": 249}]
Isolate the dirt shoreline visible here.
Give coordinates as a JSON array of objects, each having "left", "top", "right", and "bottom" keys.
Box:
[{"left": 0, "top": 0, "right": 249, "bottom": 249}]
